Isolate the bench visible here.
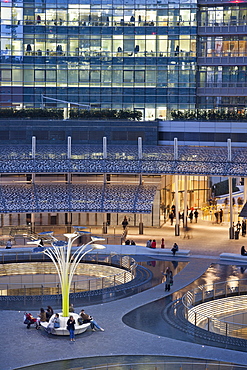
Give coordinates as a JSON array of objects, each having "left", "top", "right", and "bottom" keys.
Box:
[
  {"left": 153, "top": 248, "right": 190, "bottom": 257},
  {"left": 96, "top": 244, "right": 190, "bottom": 257},
  {"left": 40, "top": 313, "right": 91, "bottom": 336},
  {"left": 220, "top": 253, "right": 247, "bottom": 263}
]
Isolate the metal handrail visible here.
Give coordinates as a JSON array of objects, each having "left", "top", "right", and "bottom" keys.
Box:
[
  {"left": 182, "top": 279, "right": 247, "bottom": 339},
  {"left": 0, "top": 253, "right": 137, "bottom": 296},
  {"left": 61, "top": 362, "right": 247, "bottom": 370}
]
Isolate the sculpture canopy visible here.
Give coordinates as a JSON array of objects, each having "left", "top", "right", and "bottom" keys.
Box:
[{"left": 29, "top": 230, "right": 105, "bottom": 317}]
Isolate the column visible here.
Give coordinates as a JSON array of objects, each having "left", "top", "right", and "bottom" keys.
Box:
[
  {"left": 184, "top": 175, "right": 188, "bottom": 228},
  {"left": 227, "top": 139, "right": 234, "bottom": 239},
  {"left": 139, "top": 213, "right": 143, "bottom": 234},
  {"left": 67, "top": 136, "right": 71, "bottom": 184},
  {"left": 31, "top": 213, "right": 35, "bottom": 234},
  {"left": 31, "top": 136, "right": 36, "bottom": 183},
  {"left": 175, "top": 174, "right": 179, "bottom": 236},
  {"left": 138, "top": 137, "right": 144, "bottom": 231},
  {"left": 103, "top": 137, "right": 108, "bottom": 232},
  {"left": 229, "top": 177, "right": 234, "bottom": 239},
  {"left": 31, "top": 136, "right": 36, "bottom": 234},
  {"left": 103, "top": 213, "right": 107, "bottom": 234},
  {"left": 103, "top": 136, "right": 107, "bottom": 184},
  {"left": 174, "top": 138, "right": 179, "bottom": 235},
  {"left": 138, "top": 137, "right": 143, "bottom": 185}
]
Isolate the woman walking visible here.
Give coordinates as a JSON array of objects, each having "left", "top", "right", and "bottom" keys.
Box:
[{"left": 67, "top": 315, "right": 76, "bottom": 342}]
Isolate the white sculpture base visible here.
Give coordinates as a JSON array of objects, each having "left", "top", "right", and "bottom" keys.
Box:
[{"left": 41, "top": 312, "right": 91, "bottom": 336}]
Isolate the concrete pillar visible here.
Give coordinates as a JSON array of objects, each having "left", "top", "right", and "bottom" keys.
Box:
[
  {"left": 103, "top": 213, "right": 107, "bottom": 234},
  {"left": 31, "top": 136, "right": 36, "bottom": 230},
  {"left": 103, "top": 136, "right": 107, "bottom": 185},
  {"left": 67, "top": 136, "right": 71, "bottom": 184},
  {"left": 227, "top": 138, "right": 231, "bottom": 162},
  {"left": 174, "top": 137, "right": 178, "bottom": 161},
  {"left": 31, "top": 136, "right": 36, "bottom": 183},
  {"left": 139, "top": 213, "right": 143, "bottom": 234},
  {"left": 184, "top": 175, "right": 188, "bottom": 228},
  {"left": 138, "top": 136, "right": 143, "bottom": 185},
  {"left": 31, "top": 213, "right": 35, "bottom": 233},
  {"left": 229, "top": 177, "right": 234, "bottom": 239},
  {"left": 175, "top": 174, "right": 179, "bottom": 236}
]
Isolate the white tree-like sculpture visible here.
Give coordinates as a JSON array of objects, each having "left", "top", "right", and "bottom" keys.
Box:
[{"left": 29, "top": 229, "right": 105, "bottom": 317}]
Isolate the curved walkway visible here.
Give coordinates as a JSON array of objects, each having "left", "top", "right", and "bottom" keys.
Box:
[{"left": 1, "top": 220, "right": 247, "bottom": 369}]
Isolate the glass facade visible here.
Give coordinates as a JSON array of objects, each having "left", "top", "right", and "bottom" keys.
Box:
[
  {"left": 197, "top": 2, "right": 247, "bottom": 110},
  {"left": 1, "top": 0, "right": 247, "bottom": 118}
]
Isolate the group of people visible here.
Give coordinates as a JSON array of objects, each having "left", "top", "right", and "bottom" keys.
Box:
[
  {"left": 233, "top": 220, "right": 246, "bottom": 236},
  {"left": 145, "top": 239, "right": 179, "bottom": 255},
  {"left": 168, "top": 208, "right": 199, "bottom": 225},
  {"left": 67, "top": 309, "right": 104, "bottom": 342},
  {"left": 24, "top": 305, "right": 55, "bottom": 330},
  {"left": 36, "top": 306, "right": 55, "bottom": 329},
  {"left": 188, "top": 209, "right": 199, "bottom": 223},
  {"left": 214, "top": 209, "right": 224, "bottom": 224},
  {"left": 146, "top": 239, "right": 157, "bottom": 248},
  {"left": 125, "top": 239, "right": 136, "bottom": 245},
  {"left": 24, "top": 305, "right": 104, "bottom": 341}
]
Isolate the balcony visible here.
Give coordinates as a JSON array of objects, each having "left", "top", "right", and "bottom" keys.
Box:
[
  {"left": 197, "top": 55, "right": 247, "bottom": 66},
  {"left": 198, "top": 0, "right": 241, "bottom": 5},
  {"left": 197, "top": 83, "right": 247, "bottom": 97},
  {"left": 198, "top": 24, "right": 247, "bottom": 36}
]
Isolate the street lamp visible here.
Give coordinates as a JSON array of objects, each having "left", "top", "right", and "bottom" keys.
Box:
[{"left": 28, "top": 229, "right": 105, "bottom": 317}]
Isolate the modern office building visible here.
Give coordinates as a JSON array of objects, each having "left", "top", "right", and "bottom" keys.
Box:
[
  {"left": 0, "top": 0, "right": 247, "bottom": 234},
  {"left": 1, "top": 0, "right": 246, "bottom": 120}
]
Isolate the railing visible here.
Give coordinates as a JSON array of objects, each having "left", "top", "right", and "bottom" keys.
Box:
[
  {"left": 182, "top": 279, "right": 247, "bottom": 339},
  {"left": 0, "top": 253, "right": 137, "bottom": 297},
  {"left": 51, "top": 362, "right": 247, "bottom": 370}
]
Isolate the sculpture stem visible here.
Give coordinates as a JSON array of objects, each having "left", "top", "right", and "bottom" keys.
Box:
[{"left": 62, "top": 275, "right": 70, "bottom": 317}]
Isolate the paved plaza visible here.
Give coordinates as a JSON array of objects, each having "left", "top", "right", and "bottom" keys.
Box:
[{"left": 1, "top": 218, "right": 247, "bottom": 370}]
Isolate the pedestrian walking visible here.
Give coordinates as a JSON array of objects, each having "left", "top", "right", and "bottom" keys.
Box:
[
  {"left": 169, "top": 212, "right": 174, "bottom": 225},
  {"left": 215, "top": 211, "right": 219, "bottom": 224},
  {"left": 242, "top": 220, "right": 246, "bottom": 236},
  {"left": 219, "top": 209, "right": 223, "bottom": 223},
  {"left": 194, "top": 209, "right": 198, "bottom": 223},
  {"left": 236, "top": 221, "right": 241, "bottom": 232},
  {"left": 189, "top": 210, "right": 193, "bottom": 223},
  {"left": 122, "top": 216, "right": 128, "bottom": 230}
]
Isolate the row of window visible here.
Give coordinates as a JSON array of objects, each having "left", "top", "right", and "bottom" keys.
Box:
[
  {"left": 200, "top": 5, "right": 247, "bottom": 27},
  {"left": 0, "top": 130, "right": 145, "bottom": 142},
  {"left": 199, "top": 37, "right": 247, "bottom": 58},
  {"left": 199, "top": 66, "right": 247, "bottom": 85},
  {"left": 1, "top": 68, "right": 196, "bottom": 84},
  {"left": 1, "top": 34, "right": 197, "bottom": 63},
  {"left": 1, "top": 6, "right": 196, "bottom": 28},
  {"left": 159, "top": 132, "right": 247, "bottom": 143},
  {"left": 197, "top": 96, "right": 247, "bottom": 109}
]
